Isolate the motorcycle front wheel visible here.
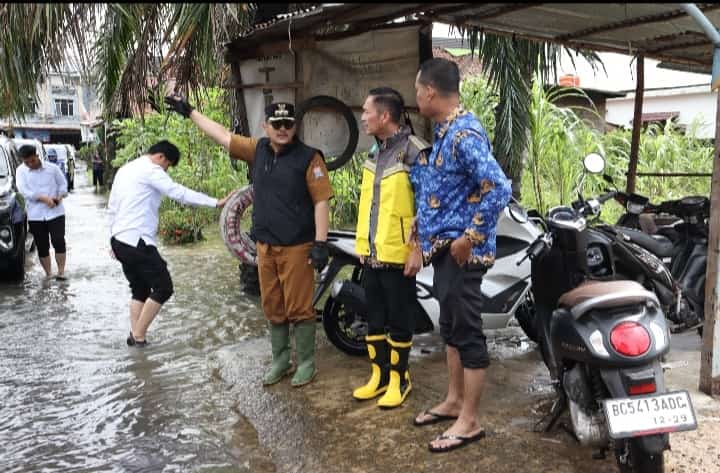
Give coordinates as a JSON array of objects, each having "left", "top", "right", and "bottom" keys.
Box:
[{"left": 322, "top": 296, "right": 368, "bottom": 356}]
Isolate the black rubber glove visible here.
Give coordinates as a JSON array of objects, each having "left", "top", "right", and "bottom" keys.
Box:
[
  {"left": 164, "top": 94, "right": 194, "bottom": 118},
  {"left": 309, "top": 240, "right": 329, "bottom": 272}
]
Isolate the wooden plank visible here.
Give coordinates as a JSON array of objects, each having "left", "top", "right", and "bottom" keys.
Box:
[
  {"left": 230, "top": 61, "right": 250, "bottom": 137},
  {"left": 626, "top": 54, "right": 644, "bottom": 194},
  {"left": 699, "top": 90, "right": 720, "bottom": 397},
  {"left": 225, "top": 82, "right": 304, "bottom": 90}
]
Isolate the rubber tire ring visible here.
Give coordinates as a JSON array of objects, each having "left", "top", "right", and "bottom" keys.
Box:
[
  {"left": 219, "top": 185, "right": 257, "bottom": 265},
  {"left": 295, "top": 95, "right": 359, "bottom": 171}
]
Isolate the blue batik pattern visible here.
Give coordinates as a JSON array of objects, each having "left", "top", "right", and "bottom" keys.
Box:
[{"left": 410, "top": 107, "right": 512, "bottom": 267}]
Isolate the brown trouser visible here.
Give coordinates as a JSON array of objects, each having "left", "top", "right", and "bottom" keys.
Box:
[{"left": 257, "top": 241, "right": 315, "bottom": 324}]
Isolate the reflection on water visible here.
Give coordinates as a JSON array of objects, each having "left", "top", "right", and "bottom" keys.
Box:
[{"left": 0, "top": 170, "right": 268, "bottom": 473}]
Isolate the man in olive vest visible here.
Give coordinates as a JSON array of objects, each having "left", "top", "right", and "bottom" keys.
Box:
[
  {"left": 164, "top": 95, "right": 333, "bottom": 387},
  {"left": 353, "top": 87, "right": 428, "bottom": 408}
]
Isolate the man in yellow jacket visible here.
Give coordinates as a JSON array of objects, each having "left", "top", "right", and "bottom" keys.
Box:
[{"left": 353, "top": 87, "right": 428, "bottom": 408}]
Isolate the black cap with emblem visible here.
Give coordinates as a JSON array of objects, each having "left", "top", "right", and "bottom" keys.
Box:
[{"left": 265, "top": 102, "right": 295, "bottom": 122}]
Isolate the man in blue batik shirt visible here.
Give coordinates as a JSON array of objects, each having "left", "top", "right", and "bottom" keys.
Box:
[{"left": 410, "top": 58, "right": 512, "bottom": 453}]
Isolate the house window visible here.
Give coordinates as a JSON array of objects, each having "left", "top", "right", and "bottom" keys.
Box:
[{"left": 54, "top": 99, "right": 74, "bottom": 117}]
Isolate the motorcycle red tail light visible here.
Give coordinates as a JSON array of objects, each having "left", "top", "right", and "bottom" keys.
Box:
[
  {"left": 610, "top": 321, "right": 651, "bottom": 356},
  {"left": 628, "top": 382, "right": 656, "bottom": 395}
]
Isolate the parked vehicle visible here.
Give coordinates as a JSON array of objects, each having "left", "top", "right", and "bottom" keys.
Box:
[
  {"left": 0, "top": 136, "right": 31, "bottom": 280},
  {"left": 311, "top": 200, "right": 542, "bottom": 356},
  {"left": 44, "top": 144, "right": 76, "bottom": 191},
  {"left": 523, "top": 153, "right": 696, "bottom": 472},
  {"left": 610, "top": 189, "right": 709, "bottom": 334},
  {"left": 11, "top": 138, "right": 47, "bottom": 162}
]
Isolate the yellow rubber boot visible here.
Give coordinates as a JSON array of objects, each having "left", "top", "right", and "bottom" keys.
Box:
[
  {"left": 353, "top": 335, "right": 389, "bottom": 400},
  {"left": 377, "top": 338, "right": 412, "bottom": 409}
]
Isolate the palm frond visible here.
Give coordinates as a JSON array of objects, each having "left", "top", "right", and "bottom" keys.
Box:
[{"left": 450, "top": 25, "right": 605, "bottom": 196}]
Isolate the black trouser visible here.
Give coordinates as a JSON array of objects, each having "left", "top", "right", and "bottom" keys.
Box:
[
  {"left": 111, "top": 237, "right": 174, "bottom": 304},
  {"left": 362, "top": 265, "right": 416, "bottom": 342},
  {"left": 432, "top": 249, "right": 490, "bottom": 369},
  {"left": 92, "top": 167, "right": 104, "bottom": 186},
  {"left": 29, "top": 216, "right": 66, "bottom": 258}
]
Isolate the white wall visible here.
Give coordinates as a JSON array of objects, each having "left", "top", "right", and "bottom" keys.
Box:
[{"left": 606, "top": 90, "right": 717, "bottom": 139}]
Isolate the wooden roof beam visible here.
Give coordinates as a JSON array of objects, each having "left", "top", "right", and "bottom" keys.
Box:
[
  {"left": 646, "top": 38, "right": 711, "bottom": 54},
  {"left": 556, "top": 4, "right": 720, "bottom": 42}
]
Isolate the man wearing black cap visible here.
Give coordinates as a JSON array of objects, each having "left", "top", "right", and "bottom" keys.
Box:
[{"left": 164, "top": 94, "right": 333, "bottom": 387}]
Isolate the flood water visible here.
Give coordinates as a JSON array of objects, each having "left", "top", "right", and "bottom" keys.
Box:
[{"left": 0, "top": 166, "right": 269, "bottom": 473}]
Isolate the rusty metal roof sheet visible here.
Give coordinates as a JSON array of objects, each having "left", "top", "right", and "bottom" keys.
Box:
[{"left": 226, "top": 3, "right": 719, "bottom": 74}]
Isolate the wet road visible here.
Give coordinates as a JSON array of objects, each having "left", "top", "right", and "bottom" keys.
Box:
[
  {"left": 1, "top": 168, "right": 269, "bottom": 472},
  {"left": 2, "top": 166, "right": 717, "bottom": 473}
]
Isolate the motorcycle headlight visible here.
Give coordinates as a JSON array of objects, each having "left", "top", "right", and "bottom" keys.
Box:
[{"left": 0, "top": 228, "right": 10, "bottom": 239}]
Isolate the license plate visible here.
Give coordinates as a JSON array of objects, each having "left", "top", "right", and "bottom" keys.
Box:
[{"left": 603, "top": 390, "right": 697, "bottom": 439}]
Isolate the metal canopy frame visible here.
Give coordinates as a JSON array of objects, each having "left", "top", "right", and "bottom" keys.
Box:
[{"left": 225, "top": 3, "right": 720, "bottom": 396}]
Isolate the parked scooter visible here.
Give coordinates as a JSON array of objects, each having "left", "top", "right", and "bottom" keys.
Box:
[
  {"left": 311, "top": 200, "right": 542, "bottom": 356},
  {"left": 610, "top": 189, "right": 709, "bottom": 334},
  {"left": 522, "top": 153, "right": 697, "bottom": 472}
]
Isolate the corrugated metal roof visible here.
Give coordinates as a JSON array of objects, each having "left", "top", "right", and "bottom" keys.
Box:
[{"left": 226, "top": 3, "right": 720, "bottom": 75}]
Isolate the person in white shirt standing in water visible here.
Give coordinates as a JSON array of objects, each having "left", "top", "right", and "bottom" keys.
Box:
[
  {"left": 107, "top": 140, "right": 232, "bottom": 347},
  {"left": 16, "top": 144, "right": 69, "bottom": 280}
]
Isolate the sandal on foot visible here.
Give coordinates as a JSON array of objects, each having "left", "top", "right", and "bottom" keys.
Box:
[
  {"left": 413, "top": 409, "right": 459, "bottom": 427},
  {"left": 127, "top": 331, "right": 135, "bottom": 346},
  {"left": 428, "top": 430, "right": 486, "bottom": 453}
]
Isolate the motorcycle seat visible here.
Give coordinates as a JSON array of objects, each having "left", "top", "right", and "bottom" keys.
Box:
[
  {"left": 617, "top": 227, "right": 674, "bottom": 258},
  {"left": 558, "top": 280, "right": 660, "bottom": 319}
]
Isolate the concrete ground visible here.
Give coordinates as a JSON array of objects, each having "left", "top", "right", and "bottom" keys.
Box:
[{"left": 215, "top": 327, "right": 720, "bottom": 473}]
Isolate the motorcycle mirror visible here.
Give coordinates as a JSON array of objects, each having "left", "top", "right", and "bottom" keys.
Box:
[
  {"left": 583, "top": 153, "right": 605, "bottom": 174},
  {"left": 508, "top": 202, "right": 529, "bottom": 224}
]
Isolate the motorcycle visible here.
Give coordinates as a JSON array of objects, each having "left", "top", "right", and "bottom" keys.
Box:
[
  {"left": 610, "top": 189, "right": 709, "bottom": 334},
  {"left": 311, "top": 200, "right": 542, "bottom": 356},
  {"left": 523, "top": 153, "right": 697, "bottom": 472}
]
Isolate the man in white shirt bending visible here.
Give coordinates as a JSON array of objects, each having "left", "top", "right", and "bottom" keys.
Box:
[
  {"left": 16, "top": 145, "right": 69, "bottom": 279},
  {"left": 107, "top": 140, "right": 231, "bottom": 347}
]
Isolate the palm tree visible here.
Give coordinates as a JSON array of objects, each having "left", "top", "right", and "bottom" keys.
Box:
[
  {"left": 453, "top": 26, "right": 603, "bottom": 199},
  {"left": 0, "top": 3, "right": 252, "bottom": 120}
]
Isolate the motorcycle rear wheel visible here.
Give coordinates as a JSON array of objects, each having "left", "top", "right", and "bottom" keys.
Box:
[
  {"left": 614, "top": 439, "right": 664, "bottom": 473},
  {"left": 514, "top": 299, "right": 538, "bottom": 343},
  {"left": 322, "top": 296, "right": 367, "bottom": 356}
]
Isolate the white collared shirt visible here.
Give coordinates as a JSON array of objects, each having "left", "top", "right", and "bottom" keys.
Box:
[
  {"left": 107, "top": 155, "right": 218, "bottom": 247},
  {"left": 16, "top": 162, "right": 68, "bottom": 222}
]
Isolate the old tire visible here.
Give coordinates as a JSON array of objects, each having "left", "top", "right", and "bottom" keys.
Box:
[
  {"left": 295, "top": 95, "right": 358, "bottom": 171},
  {"left": 322, "top": 296, "right": 367, "bottom": 356},
  {"left": 219, "top": 185, "right": 257, "bottom": 265}
]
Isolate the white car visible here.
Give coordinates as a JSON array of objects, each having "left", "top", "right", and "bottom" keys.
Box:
[{"left": 11, "top": 138, "right": 47, "bottom": 162}]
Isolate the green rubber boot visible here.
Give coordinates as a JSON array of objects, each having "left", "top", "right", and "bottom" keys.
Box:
[
  {"left": 263, "top": 323, "right": 294, "bottom": 386},
  {"left": 291, "top": 320, "right": 317, "bottom": 387}
]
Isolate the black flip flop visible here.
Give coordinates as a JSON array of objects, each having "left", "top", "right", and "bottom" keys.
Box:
[
  {"left": 428, "top": 430, "right": 486, "bottom": 453},
  {"left": 413, "top": 409, "right": 459, "bottom": 427},
  {"left": 55, "top": 275, "right": 68, "bottom": 281}
]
